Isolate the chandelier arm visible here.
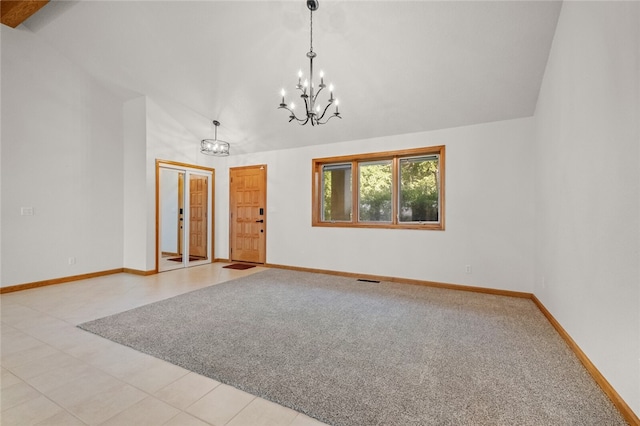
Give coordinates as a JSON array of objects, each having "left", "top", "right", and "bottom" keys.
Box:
[
  {"left": 298, "top": 114, "right": 310, "bottom": 124},
  {"left": 279, "top": 105, "right": 308, "bottom": 124},
  {"left": 299, "top": 116, "right": 310, "bottom": 125},
  {"left": 317, "top": 102, "right": 334, "bottom": 121},
  {"left": 312, "top": 86, "right": 325, "bottom": 104},
  {"left": 317, "top": 113, "right": 342, "bottom": 125}
]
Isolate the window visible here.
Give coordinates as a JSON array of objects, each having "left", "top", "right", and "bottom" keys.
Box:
[
  {"left": 358, "top": 160, "right": 392, "bottom": 222},
  {"left": 399, "top": 155, "right": 439, "bottom": 223},
  {"left": 312, "top": 145, "right": 445, "bottom": 230},
  {"left": 322, "top": 164, "right": 352, "bottom": 221}
]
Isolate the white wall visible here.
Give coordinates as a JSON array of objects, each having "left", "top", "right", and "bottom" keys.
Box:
[
  {"left": 1, "top": 26, "right": 124, "bottom": 287},
  {"left": 123, "top": 97, "right": 148, "bottom": 271},
  {"left": 218, "top": 117, "right": 535, "bottom": 292},
  {"left": 533, "top": 1, "right": 640, "bottom": 416}
]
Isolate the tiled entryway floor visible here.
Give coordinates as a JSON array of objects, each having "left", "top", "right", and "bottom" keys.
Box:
[{"left": 1, "top": 264, "right": 326, "bottom": 426}]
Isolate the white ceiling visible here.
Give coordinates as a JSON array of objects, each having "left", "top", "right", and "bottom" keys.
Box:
[{"left": 22, "top": 0, "right": 562, "bottom": 154}]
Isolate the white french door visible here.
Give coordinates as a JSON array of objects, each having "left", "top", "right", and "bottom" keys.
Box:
[{"left": 158, "top": 162, "right": 213, "bottom": 272}]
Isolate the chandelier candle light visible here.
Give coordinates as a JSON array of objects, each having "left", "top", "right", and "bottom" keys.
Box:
[
  {"left": 278, "top": 0, "right": 341, "bottom": 126},
  {"left": 200, "top": 120, "right": 230, "bottom": 156}
]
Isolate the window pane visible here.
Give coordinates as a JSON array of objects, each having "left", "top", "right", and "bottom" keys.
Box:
[
  {"left": 399, "top": 155, "right": 439, "bottom": 222},
  {"left": 358, "top": 160, "right": 392, "bottom": 222},
  {"left": 322, "top": 164, "right": 352, "bottom": 221}
]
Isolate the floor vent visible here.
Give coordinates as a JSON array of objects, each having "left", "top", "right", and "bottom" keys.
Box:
[{"left": 357, "top": 278, "right": 380, "bottom": 283}]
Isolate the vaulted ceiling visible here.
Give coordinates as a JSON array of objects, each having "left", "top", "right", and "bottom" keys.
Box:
[{"left": 17, "top": 1, "right": 562, "bottom": 154}]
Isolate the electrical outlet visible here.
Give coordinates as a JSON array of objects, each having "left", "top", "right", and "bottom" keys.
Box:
[
  {"left": 465, "top": 265, "right": 472, "bottom": 274},
  {"left": 68, "top": 257, "right": 76, "bottom": 265},
  {"left": 20, "top": 207, "right": 34, "bottom": 216}
]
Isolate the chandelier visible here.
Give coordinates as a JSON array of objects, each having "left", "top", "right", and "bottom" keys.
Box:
[
  {"left": 278, "top": 0, "right": 341, "bottom": 126},
  {"left": 200, "top": 120, "right": 230, "bottom": 156}
]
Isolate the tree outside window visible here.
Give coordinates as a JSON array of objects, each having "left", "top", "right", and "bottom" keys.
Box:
[
  {"left": 399, "top": 156, "right": 439, "bottom": 223},
  {"left": 358, "top": 161, "right": 392, "bottom": 222}
]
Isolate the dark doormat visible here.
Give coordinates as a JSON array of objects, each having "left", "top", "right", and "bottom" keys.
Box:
[
  {"left": 223, "top": 263, "right": 256, "bottom": 270},
  {"left": 168, "top": 256, "right": 202, "bottom": 262}
]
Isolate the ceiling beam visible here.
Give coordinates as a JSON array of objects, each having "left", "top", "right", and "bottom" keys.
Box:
[{"left": 1, "top": 0, "right": 49, "bottom": 28}]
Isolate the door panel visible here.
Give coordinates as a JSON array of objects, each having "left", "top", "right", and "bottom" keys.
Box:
[
  {"left": 189, "top": 175, "right": 208, "bottom": 260},
  {"left": 230, "top": 165, "right": 266, "bottom": 263},
  {"left": 159, "top": 168, "right": 182, "bottom": 271}
]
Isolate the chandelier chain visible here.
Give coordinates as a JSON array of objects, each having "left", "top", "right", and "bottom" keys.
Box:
[{"left": 309, "top": 8, "right": 313, "bottom": 52}]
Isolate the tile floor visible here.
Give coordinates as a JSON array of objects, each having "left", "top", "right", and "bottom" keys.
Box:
[{"left": 1, "top": 264, "right": 327, "bottom": 426}]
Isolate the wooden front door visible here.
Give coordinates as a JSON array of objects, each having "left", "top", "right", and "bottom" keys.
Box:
[
  {"left": 230, "top": 165, "right": 266, "bottom": 263},
  {"left": 189, "top": 174, "right": 208, "bottom": 259}
]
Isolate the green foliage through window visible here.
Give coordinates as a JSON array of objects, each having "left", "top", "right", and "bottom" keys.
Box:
[
  {"left": 358, "top": 161, "right": 392, "bottom": 222},
  {"left": 399, "top": 156, "right": 439, "bottom": 222}
]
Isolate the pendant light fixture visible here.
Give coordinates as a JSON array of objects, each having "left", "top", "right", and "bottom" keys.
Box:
[
  {"left": 200, "top": 120, "right": 230, "bottom": 156},
  {"left": 278, "top": 0, "right": 341, "bottom": 126}
]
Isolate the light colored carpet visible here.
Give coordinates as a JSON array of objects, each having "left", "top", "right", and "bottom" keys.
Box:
[{"left": 79, "top": 269, "right": 625, "bottom": 425}]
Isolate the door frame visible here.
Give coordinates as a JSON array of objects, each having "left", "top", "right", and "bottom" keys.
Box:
[
  {"left": 155, "top": 160, "right": 215, "bottom": 272},
  {"left": 178, "top": 172, "right": 184, "bottom": 256},
  {"left": 229, "top": 164, "right": 267, "bottom": 264}
]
